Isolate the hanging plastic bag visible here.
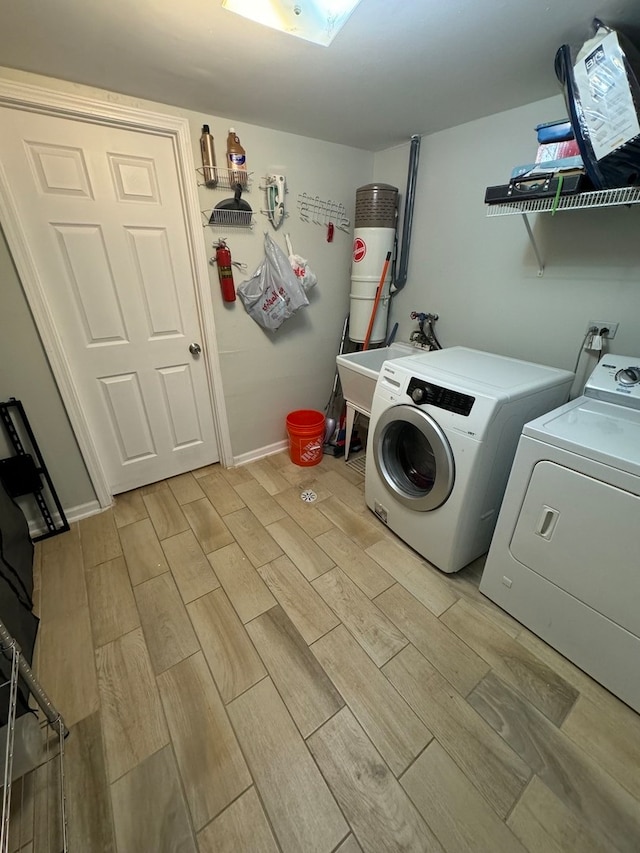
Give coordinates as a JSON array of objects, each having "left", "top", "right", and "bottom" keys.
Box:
[
  {"left": 238, "top": 233, "right": 309, "bottom": 332},
  {"left": 285, "top": 234, "right": 318, "bottom": 292}
]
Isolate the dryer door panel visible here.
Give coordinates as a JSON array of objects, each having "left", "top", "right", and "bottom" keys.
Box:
[{"left": 510, "top": 460, "right": 640, "bottom": 635}]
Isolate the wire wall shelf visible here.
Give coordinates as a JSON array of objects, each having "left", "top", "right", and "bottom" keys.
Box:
[
  {"left": 486, "top": 185, "right": 640, "bottom": 216},
  {"left": 196, "top": 167, "right": 253, "bottom": 191},
  {"left": 486, "top": 185, "right": 640, "bottom": 276},
  {"left": 202, "top": 209, "right": 255, "bottom": 229}
]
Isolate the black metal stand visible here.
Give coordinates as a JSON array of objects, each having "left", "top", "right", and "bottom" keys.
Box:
[{"left": 0, "top": 399, "right": 69, "bottom": 542}]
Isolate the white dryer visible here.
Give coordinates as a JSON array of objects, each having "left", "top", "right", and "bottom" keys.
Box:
[
  {"left": 365, "top": 347, "right": 574, "bottom": 573},
  {"left": 480, "top": 354, "right": 640, "bottom": 712}
]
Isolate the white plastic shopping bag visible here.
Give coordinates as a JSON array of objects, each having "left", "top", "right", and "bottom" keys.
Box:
[
  {"left": 285, "top": 234, "right": 317, "bottom": 292},
  {"left": 238, "top": 233, "right": 309, "bottom": 331}
]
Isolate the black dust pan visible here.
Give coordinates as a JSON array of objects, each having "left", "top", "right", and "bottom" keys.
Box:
[{"left": 209, "top": 183, "right": 252, "bottom": 226}]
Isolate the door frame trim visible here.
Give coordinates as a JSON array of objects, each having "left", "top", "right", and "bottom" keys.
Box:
[{"left": 0, "top": 79, "right": 232, "bottom": 507}]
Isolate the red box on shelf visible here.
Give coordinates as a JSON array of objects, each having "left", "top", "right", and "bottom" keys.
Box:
[{"left": 535, "top": 139, "right": 581, "bottom": 163}]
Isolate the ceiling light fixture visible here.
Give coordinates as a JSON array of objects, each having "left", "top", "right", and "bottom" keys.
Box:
[{"left": 221, "top": 0, "right": 363, "bottom": 46}]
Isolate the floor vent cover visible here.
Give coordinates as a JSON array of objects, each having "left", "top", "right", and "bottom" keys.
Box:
[{"left": 345, "top": 455, "right": 366, "bottom": 476}]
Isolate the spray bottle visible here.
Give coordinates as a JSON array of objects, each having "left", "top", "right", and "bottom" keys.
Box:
[{"left": 200, "top": 125, "right": 217, "bottom": 188}]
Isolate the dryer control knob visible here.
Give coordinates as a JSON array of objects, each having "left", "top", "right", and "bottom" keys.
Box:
[
  {"left": 411, "top": 387, "right": 425, "bottom": 403},
  {"left": 616, "top": 367, "right": 640, "bottom": 385}
]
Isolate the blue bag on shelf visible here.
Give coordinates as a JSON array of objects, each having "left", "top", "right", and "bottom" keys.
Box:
[{"left": 535, "top": 119, "right": 574, "bottom": 144}]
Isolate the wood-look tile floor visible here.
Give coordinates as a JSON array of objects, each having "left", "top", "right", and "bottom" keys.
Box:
[{"left": 29, "top": 451, "right": 640, "bottom": 852}]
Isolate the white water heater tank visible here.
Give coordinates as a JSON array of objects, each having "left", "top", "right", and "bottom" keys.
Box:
[{"left": 349, "top": 184, "right": 398, "bottom": 343}]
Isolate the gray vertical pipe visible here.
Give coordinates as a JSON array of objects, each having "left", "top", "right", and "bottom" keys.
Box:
[{"left": 393, "top": 134, "right": 421, "bottom": 292}]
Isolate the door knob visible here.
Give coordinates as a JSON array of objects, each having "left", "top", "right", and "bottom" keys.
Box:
[{"left": 189, "top": 342, "right": 202, "bottom": 356}]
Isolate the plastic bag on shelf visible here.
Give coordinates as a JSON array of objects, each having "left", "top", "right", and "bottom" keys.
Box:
[
  {"left": 284, "top": 234, "right": 318, "bottom": 292},
  {"left": 238, "top": 233, "right": 309, "bottom": 331},
  {"left": 555, "top": 18, "right": 640, "bottom": 189}
]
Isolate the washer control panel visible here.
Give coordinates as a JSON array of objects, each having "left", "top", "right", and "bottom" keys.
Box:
[
  {"left": 407, "top": 377, "right": 475, "bottom": 415},
  {"left": 585, "top": 355, "right": 640, "bottom": 408}
]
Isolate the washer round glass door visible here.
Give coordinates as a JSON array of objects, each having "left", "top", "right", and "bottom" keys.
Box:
[{"left": 373, "top": 404, "right": 454, "bottom": 511}]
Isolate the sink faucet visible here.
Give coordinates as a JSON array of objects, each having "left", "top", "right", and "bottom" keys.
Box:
[{"left": 410, "top": 312, "right": 442, "bottom": 350}]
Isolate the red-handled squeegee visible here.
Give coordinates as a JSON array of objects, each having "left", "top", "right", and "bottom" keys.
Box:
[{"left": 362, "top": 251, "right": 392, "bottom": 351}]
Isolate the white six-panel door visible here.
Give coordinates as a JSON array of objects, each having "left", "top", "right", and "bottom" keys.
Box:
[{"left": 0, "top": 107, "right": 219, "bottom": 494}]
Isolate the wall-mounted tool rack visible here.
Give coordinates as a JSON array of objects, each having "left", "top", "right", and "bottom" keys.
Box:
[{"left": 296, "top": 193, "right": 350, "bottom": 231}]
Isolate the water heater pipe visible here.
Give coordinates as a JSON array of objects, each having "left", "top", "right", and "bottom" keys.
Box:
[{"left": 392, "top": 134, "right": 421, "bottom": 293}]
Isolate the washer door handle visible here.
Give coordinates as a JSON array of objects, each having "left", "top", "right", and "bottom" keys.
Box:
[{"left": 535, "top": 505, "right": 559, "bottom": 540}]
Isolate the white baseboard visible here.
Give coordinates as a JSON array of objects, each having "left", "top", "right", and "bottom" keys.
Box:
[
  {"left": 26, "top": 499, "right": 103, "bottom": 538},
  {"left": 233, "top": 439, "right": 288, "bottom": 468}
]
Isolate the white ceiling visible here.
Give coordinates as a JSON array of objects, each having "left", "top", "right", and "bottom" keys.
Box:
[{"left": 2, "top": 0, "right": 640, "bottom": 151}]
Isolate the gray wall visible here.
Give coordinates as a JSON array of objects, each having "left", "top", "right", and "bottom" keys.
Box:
[
  {"left": 376, "top": 94, "right": 640, "bottom": 390},
  {"left": 0, "top": 225, "right": 95, "bottom": 507},
  {"left": 0, "top": 67, "right": 373, "bottom": 510}
]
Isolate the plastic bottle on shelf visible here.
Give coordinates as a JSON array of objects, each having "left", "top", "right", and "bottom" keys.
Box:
[
  {"left": 226, "top": 128, "right": 247, "bottom": 186},
  {"left": 200, "top": 124, "right": 217, "bottom": 188}
]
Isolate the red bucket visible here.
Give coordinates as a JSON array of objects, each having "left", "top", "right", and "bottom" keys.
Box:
[{"left": 286, "top": 409, "right": 325, "bottom": 467}]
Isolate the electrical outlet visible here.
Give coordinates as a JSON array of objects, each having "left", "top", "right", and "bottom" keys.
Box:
[{"left": 586, "top": 320, "right": 619, "bottom": 339}]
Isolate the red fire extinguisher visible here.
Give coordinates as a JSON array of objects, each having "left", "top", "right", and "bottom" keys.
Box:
[{"left": 215, "top": 239, "right": 236, "bottom": 302}]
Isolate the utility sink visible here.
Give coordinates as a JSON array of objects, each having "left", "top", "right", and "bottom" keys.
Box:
[{"left": 336, "top": 342, "right": 421, "bottom": 414}]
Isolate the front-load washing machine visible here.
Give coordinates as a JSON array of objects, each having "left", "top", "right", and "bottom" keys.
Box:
[
  {"left": 480, "top": 354, "right": 640, "bottom": 712},
  {"left": 365, "top": 347, "right": 574, "bottom": 573}
]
